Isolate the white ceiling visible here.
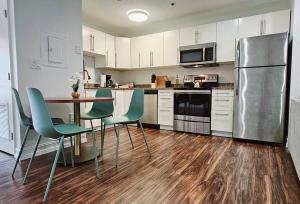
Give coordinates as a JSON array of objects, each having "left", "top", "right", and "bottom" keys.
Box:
[{"left": 82, "top": 0, "right": 290, "bottom": 37}]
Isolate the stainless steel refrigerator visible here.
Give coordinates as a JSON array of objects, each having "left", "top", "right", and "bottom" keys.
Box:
[{"left": 233, "top": 33, "right": 288, "bottom": 143}]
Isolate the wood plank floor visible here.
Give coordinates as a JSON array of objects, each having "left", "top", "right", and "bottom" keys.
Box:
[{"left": 0, "top": 127, "right": 300, "bottom": 204}]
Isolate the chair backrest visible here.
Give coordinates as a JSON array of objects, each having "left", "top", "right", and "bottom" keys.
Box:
[
  {"left": 11, "top": 88, "right": 32, "bottom": 127},
  {"left": 125, "top": 89, "right": 144, "bottom": 120},
  {"left": 26, "top": 88, "right": 60, "bottom": 139},
  {"left": 91, "top": 89, "right": 114, "bottom": 115}
]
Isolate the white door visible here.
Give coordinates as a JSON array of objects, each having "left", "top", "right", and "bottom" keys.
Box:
[
  {"left": 197, "top": 23, "right": 217, "bottom": 43},
  {"left": 0, "top": 0, "right": 14, "bottom": 154},
  {"left": 82, "top": 25, "right": 92, "bottom": 52},
  {"left": 93, "top": 29, "right": 105, "bottom": 55},
  {"left": 149, "top": 33, "right": 164, "bottom": 67},
  {"left": 115, "top": 37, "right": 131, "bottom": 68},
  {"left": 238, "top": 14, "right": 262, "bottom": 38},
  {"left": 263, "top": 10, "right": 290, "bottom": 35},
  {"left": 105, "top": 34, "right": 115, "bottom": 68},
  {"left": 217, "top": 19, "right": 238, "bottom": 62},
  {"left": 179, "top": 26, "right": 197, "bottom": 46},
  {"left": 130, "top": 37, "right": 140, "bottom": 68},
  {"left": 164, "top": 30, "right": 179, "bottom": 66}
]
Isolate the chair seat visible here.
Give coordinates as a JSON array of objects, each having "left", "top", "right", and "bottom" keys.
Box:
[
  {"left": 54, "top": 124, "right": 91, "bottom": 136},
  {"left": 102, "top": 115, "right": 137, "bottom": 125},
  {"left": 80, "top": 110, "right": 112, "bottom": 120}
]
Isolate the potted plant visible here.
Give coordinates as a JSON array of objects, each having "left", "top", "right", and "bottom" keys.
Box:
[{"left": 69, "top": 72, "right": 81, "bottom": 98}]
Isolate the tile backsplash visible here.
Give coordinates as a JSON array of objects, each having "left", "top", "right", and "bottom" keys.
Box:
[{"left": 84, "top": 56, "right": 234, "bottom": 85}]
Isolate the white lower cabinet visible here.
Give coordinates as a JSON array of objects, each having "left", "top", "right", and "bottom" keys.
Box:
[
  {"left": 211, "top": 90, "right": 234, "bottom": 137},
  {"left": 158, "top": 90, "right": 174, "bottom": 130},
  {"left": 84, "top": 89, "right": 102, "bottom": 128}
]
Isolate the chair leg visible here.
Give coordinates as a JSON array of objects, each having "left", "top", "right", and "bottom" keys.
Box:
[
  {"left": 113, "top": 124, "right": 120, "bottom": 168},
  {"left": 90, "top": 120, "right": 94, "bottom": 130},
  {"left": 100, "top": 120, "right": 105, "bottom": 156},
  {"left": 43, "top": 136, "right": 64, "bottom": 203},
  {"left": 23, "top": 135, "right": 42, "bottom": 184},
  {"left": 12, "top": 126, "right": 30, "bottom": 177},
  {"left": 70, "top": 136, "right": 74, "bottom": 168},
  {"left": 92, "top": 130, "right": 99, "bottom": 178},
  {"left": 61, "top": 139, "right": 66, "bottom": 167},
  {"left": 125, "top": 124, "right": 134, "bottom": 149},
  {"left": 138, "top": 120, "right": 151, "bottom": 158}
]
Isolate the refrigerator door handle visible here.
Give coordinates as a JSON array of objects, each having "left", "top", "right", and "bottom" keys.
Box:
[{"left": 235, "top": 40, "right": 240, "bottom": 96}]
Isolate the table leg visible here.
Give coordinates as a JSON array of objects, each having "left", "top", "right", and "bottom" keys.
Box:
[{"left": 74, "top": 103, "right": 81, "bottom": 156}]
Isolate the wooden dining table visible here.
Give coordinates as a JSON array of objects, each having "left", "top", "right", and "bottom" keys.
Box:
[{"left": 45, "top": 96, "right": 114, "bottom": 163}]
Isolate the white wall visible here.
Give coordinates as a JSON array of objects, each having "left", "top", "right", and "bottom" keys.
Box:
[
  {"left": 13, "top": 0, "right": 83, "bottom": 158},
  {"left": 289, "top": 0, "right": 300, "bottom": 180}
]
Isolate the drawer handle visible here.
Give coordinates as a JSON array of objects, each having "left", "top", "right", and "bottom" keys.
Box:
[
  {"left": 160, "top": 98, "right": 172, "bottom": 100},
  {"left": 160, "top": 110, "right": 171, "bottom": 112},
  {"left": 215, "top": 99, "right": 230, "bottom": 102},
  {"left": 215, "top": 113, "right": 229, "bottom": 116}
]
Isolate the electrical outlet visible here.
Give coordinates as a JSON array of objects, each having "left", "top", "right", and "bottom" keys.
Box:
[
  {"left": 31, "top": 60, "right": 41, "bottom": 69},
  {"left": 74, "top": 45, "right": 82, "bottom": 55}
]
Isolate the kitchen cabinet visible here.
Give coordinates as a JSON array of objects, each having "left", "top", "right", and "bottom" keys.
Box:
[
  {"left": 179, "top": 26, "right": 197, "bottom": 46},
  {"left": 131, "top": 33, "right": 163, "bottom": 68},
  {"left": 238, "top": 14, "right": 262, "bottom": 38},
  {"left": 105, "top": 34, "right": 115, "bottom": 68},
  {"left": 164, "top": 30, "right": 179, "bottom": 66},
  {"left": 179, "top": 23, "right": 216, "bottom": 46},
  {"left": 158, "top": 90, "right": 174, "bottom": 130},
  {"left": 263, "top": 10, "right": 290, "bottom": 35},
  {"left": 216, "top": 19, "right": 238, "bottom": 62},
  {"left": 82, "top": 25, "right": 105, "bottom": 55},
  {"left": 238, "top": 10, "right": 290, "bottom": 38},
  {"left": 115, "top": 37, "right": 131, "bottom": 68},
  {"left": 211, "top": 90, "right": 234, "bottom": 137}
]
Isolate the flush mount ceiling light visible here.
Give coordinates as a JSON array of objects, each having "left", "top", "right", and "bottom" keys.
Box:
[{"left": 127, "top": 9, "right": 149, "bottom": 22}]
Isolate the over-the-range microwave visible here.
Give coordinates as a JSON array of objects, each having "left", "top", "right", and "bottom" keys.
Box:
[{"left": 179, "top": 42, "right": 217, "bottom": 68}]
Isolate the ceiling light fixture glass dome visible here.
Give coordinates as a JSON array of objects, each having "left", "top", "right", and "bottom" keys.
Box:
[{"left": 127, "top": 9, "right": 149, "bottom": 22}]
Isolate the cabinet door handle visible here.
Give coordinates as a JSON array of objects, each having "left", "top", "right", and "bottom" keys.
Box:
[
  {"left": 151, "top": 52, "right": 154, "bottom": 66},
  {"left": 149, "top": 52, "right": 151, "bottom": 67},
  {"left": 90, "top": 34, "right": 93, "bottom": 51},
  {"left": 215, "top": 99, "right": 230, "bottom": 102},
  {"left": 160, "top": 98, "right": 171, "bottom": 100},
  {"left": 106, "top": 51, "right": 108, "bottom": 66},
  {"left": 115, "top": 53, "right": 117, "bottom": 68},
  {"left": 215, "top": 113, "right": 229, "bottom": 116},
  {"left": 195, "top": 31, "right": 198, "bottom": 44},
  {"left": 139, "top": 52, "right": 141, "bottom": 68},
  {"left": 260, "top": 20, "right": 263, "bottom": 35},
  {"left": 177, "top": 48, "right": 179, "bottom": 64},
  {"left": 160, "top": 109, "right": 171, "bottom": 112}
]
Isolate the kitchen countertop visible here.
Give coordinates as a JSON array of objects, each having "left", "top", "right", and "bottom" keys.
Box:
[{"left": 84, "top": 83, "right": 234, "bottom": 90}]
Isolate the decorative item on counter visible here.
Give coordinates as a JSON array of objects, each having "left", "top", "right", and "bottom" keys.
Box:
[
  {"left": 128, "top": 82, "right": 135, "bottom": 89},
  {"left": 156, "top": 76, "right": 168, "bottom": 88},
  {"left": 69, "top": 72, "right": 81, "bottom": 98},
  {"left": 151, "top": 74, "right": 157, "bottom": 88},
  {"left": 175, "top": 75, "right": 180, "bottom": 88}
]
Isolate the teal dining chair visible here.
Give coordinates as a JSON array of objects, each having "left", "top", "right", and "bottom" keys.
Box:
[
  {"left": 81, "top": 89, "right": 134, "bottom": 156},
  {"left": 26, "top": 88, "right": 99, "bottom": 202},
  {"left": 11, "top": 88, "right": 65, "bottom": 177},
  {"left": 102, "top": 89, "right": 151, "bottom": 168}
]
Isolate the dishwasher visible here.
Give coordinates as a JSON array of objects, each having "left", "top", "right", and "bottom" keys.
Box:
[{"left": 141, "top": 89, "right": 159, "bottom": 129}]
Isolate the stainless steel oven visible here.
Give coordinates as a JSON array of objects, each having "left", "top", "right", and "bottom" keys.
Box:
[
  {"left": 179, "top": 42, "right": 216, "bottom": 67},
  {"left": 174, "top": 89, "right": 211, "bottom": 134}
]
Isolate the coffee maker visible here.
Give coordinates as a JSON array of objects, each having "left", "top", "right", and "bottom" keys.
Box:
[{"left": 106, "top": 75, "right": 113, "bottom": 87}]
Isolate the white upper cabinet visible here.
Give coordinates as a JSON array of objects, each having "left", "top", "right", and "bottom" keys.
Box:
[
  {"left": 148, "top": 33, "right": 164, "bottom": 67},
  {"left": 217, "top": 19, "right": 238, "bottom": 62},
  {"left": 82, "top": 26, "right": 105, "bottom": 55},
  {"left": 92, "top": 29, "right": 105, "bottom": 55},
  {"left": 164, "top": 30, "right": 179, "bottom": 66},
  {"left": 238, "top": 14, "right": 262, "bottom": 38},
  {"left": 238, "top": 10, "right": 290, "bottom": 38},
  {"left": 179, "top": 26, "right": 197, "bottom": 46},
  {"left": 197, "top": 23, "right": 217, "bottom": 43},
  {"left": 105, "top": 34, "right": 115, "bottom": 67},
  {"left": 115, "top": 37, "right": 131, "bottom": 68},
  {"left": 263, "top": 10, "right": 290, "bottom": 35},
  {"left": 180, "top": 23, "right": 216, "bottom": 46},
  {"left": 131, "top": 36, "right": 141, "bottom": 68}
]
